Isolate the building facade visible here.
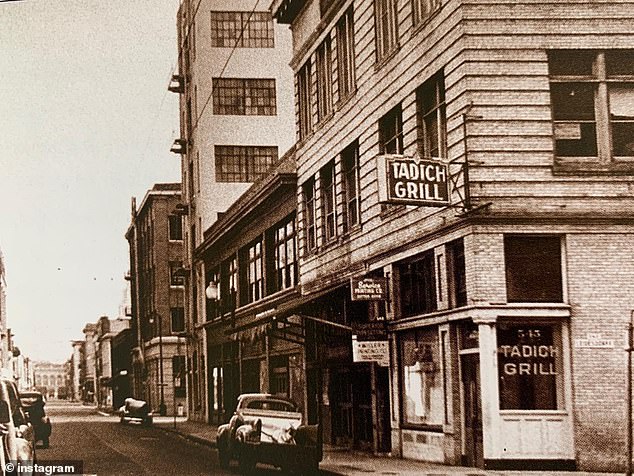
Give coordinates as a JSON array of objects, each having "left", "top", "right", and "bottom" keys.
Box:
[
  {"left": 95, "top": 316, "right": 130, "bottom": 409},
  {"left": 126, "top": 184, "right": 187, "bottom": 416},
  {"left": 70, "top": 340, "right": 84, "bottom": 401},
  {"left": 172, "top": 0, "right": 296, "bottom": 422},
  {"left": 267, "top": 0, "right": 634, "bottom": 472},
  {"left": 34, "top": 361, "right": 67, "bottom": 399}
]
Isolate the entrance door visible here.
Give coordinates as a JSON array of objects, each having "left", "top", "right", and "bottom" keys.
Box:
[
  {"left": 461, "top": 353, "right": 483, "bottom": 467},
  {"left": 331, "top": 367, "right": 374, "bottom": 450}
]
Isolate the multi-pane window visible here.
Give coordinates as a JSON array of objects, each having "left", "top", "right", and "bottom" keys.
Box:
[
  {"left": 374, "top": 0, "right": 398, "bottom": 62},
  {"left": 549, "top": 50, "right": 634, "bottom": 162},
  {"left": 446, "top": 238, "right": 467, "bottom": 308},
  {"left": 215, "top": 145, "right": 278, "bottom": 182},
  {"left": 274, "top": 218, "right": 297, "bottom": 291},
  {"left": 298, "top": 61, "right": 313, "bottom": 139},
  {"left": 399, "top": 250, "right": 437, "bottom": 317},
  {"left": 210, "top": 11, "right": 274, "bottom": 48},
  {"left": 337, "top": 8, "right": 356, "bottom": 100},
  {"left": 220, "top": 256, "right": 238, "bottom": 312},
  {"left": 342, "top": 141, "right": 360, "bottom": 231},
  {"left": 170, "top": 307, "right": 185, "bottom": 333},
  {"left": 379, "top": 104, "right": 404, "bottom": 154},
  {"left": 168, "top": 215, "right": 183, "bottom": 241},
  {"left": 412, "top": 0, "right": 441, "bottom": 27},
  {"left": 417, "top": 72, "right": 447, "bottom": 158},
  {"left": 504, "top": 235, "right": 563, "bottom": 303},
  {"left": 170, "top": 261, "right": 185, "bottom": 286},
  {"left": 212, "top": 78, "right": 276, "bottom": 116},
  {"left": 303, "top": 178, "right": 317, "bottom": 252},
  {"left": 316, "top": 37, "right": 333, "bottom": 121},
  {"left": 321, "top": 161, "right": 337, "bottom": 242},
  {"left": 247, "top": 240, "right": 264, "bottom": 303}
]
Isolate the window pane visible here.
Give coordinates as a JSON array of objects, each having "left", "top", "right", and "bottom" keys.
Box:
[
  {"left": 498, "top": 323, "right": 563, "bottom": 410},
  {"left": 606, "top": 50, "right": 634, "bottom": 76},
  {"left": 504, "top": 235, "right": 563, "bottom": 303},
  {"left": 400, "top": 328, "right": 444, "bottom": 426},
  {"left": 609, "top": 85, "right": 634, "bottom": 156},
  {"left": 399, "top": 251, "right": 437, "bottom": 316},
  {"left": 548, "top": 50, "right": 595, "bottom": 76},
  {"left": 550, "top": 83, "right": 595, "bottom": 121}
]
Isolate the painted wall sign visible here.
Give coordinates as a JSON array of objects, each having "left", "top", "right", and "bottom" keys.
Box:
[
  {"left": 377, "top": 155, "right": 450, "bottom": 206},
  {"left": 574, "top": 333, "right": 615, "bottom": 348},
  {"left": 350, "top": 276, "right": 387, "bottom": 301},
  {"left": 352, "top": 320, "right": 388, "bottom": 341},
  {"left": 352, "top": 337, "right": 389, "bottom": 366}
]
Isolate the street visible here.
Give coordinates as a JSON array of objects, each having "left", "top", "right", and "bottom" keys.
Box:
[{"left": 39, "top": 401, "right": 293, "bottom": 476}]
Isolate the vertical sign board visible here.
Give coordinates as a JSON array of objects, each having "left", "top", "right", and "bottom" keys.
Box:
[
  {"left": 377, "top": 155, "right": 450, "bottom": 207},
  {"left": 350, "top": 276, "right": 387, "bottom": 301},
  {"left": 351, "top": 276, "right": 390, "bottom": 366}
]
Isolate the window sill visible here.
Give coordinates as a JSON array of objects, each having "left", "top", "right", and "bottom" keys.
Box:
[
  {"left": 553, "top": 158, "right": 634, "bottom": 175},
  {"left": 400, "top": 423, "right": 444, "bottom": 433}
]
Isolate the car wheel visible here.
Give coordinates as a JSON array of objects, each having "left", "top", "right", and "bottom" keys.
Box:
[{"left": 238, "top": 447, "right": 256, "bottom": 474}]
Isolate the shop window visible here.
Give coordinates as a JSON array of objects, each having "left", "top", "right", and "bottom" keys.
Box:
[
  {"left": 548, "top": 50, "right": 634, "bottom": 165},
  {"left": 417, "top": 72, "right": 447, "bottom": 158},
  {"left": 168, "top": 215, "right": 183, "bottom": 241},
  {"left": 342, "top": 140, "right": 360, "bottom": 231},
  {"left": 298, "top": 60, "right": 312, "bottom": 139},
  {"left": 170, "top": 307, "right": 185, "bottom": 333},
  {"left": 316, "top": 36, "right": 333, "bottom": 122},
  {"left": 302, "top": 178, "right": 317, "bottom": 252},
  {"left": 375, "top": 0, "right": 398, "bottom": 62},
  {"left": 504, "top": 235, "right": 563, "bottom": 303},
  {"left": 379, "top": 104, "right": 404, "bottom": 154},
  {"left": 172, "top": 356, "right": 186, "bottom": 398},
  {"left": 321, "top": 161, "right": 337, "bottom": 242},
  {"left": 497, "top": 322, "right": 564, "bottom": 410},
  {"left": 399, "top": 250, "right": 437, "bottom": 317},
  {"left": 336, "top": 7, "right": 356, "bottom": 100},
  {"left": 399, "top": 328, "right": 444, "bottom": 428},
  {"left": 446, "top": 238, "right": 467, "bottom": 308}
]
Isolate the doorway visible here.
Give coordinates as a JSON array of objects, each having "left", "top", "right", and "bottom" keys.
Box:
[
  {"left": 461, "top": 353, "right": 483, "bottom": 467},
  {"left": 330, "top": 367, "right": 374, "bottom": 450}
]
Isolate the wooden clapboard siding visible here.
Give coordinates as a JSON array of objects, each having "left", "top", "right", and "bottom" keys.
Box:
[{"left": 290, "top": 0, "right": 634, "bottom": 287}]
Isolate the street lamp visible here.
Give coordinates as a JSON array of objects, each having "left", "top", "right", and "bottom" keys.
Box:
[{"left": 149, "top": 312, "right": 167, "bottom": 416}]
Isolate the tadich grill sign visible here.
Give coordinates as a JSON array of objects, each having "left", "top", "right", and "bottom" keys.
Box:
[{"left": 377, "top": 155, "right": 450, "bottom": 207}]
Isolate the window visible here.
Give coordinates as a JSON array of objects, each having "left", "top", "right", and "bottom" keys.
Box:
[
  {"left": 379, "top": 104, "right": 403, "bottom": 154},
  {"left": 303, "top": 178, "right": 317, "bottom": 252},
  {"left": 274, "top": 218, "right": 297, "bottom": 291},
  {"left": 549, "top": 50, "right": 634, "bottom": 163},
  {"left": 504, "top": 235, "right": 563, "bottom": 303},
  {"left": 342, "top": 141, "right": 360, "bottom": 231},
  {"left": 399, "top": 250, "right": 437, "bottom": 317},
  {"left": 170, "top": 261, "right": 185, "bottom": 286},
  {"left": 417, "top": 72, "right": 447, "bottom": 158},
  {"left": 270, "top": 356, "right": 289, "bottom": 397},
  {"left": 210, "top": 11, "right": 274, "bottom": 48},
  {"left": 172, "top": 356, "right": 186, "bottom": 398},
  {"left": 400, "top": 327, "right": 444, "bottom": 427},
  {"left": 170, "top": 307, "right": 185, "bottom": 333},
  {"left": 446, "top": 238, "right": 467, "bottom": 308},
  {"left": 375, "top": 0, "right": 398, "bottom": 62},
  {"left": 247, "top": 240, "right": 263, "bottom": 303},
  {"left": 412, "top": 0, "right": 441, "bottom": 27},
  {"left": 215, "top": 145, "right": 278, "bottom": 182},
  {"left": 498, "top": 323, "right": 564, "bottom": 410},
  {"left": 212, "top": 78, "right": 276, "bottom": 116},
  {"left": 298, "top": 61, "right": 312, "bottom": 139},
  {"left": 316, "top": 37, "right": 333, "bottom": 121},
  {"left": 336, "top": 8, "right": 356, "bottom": 100},
  {"left": 168, "top": 215, "right": 183, "bottom": 241},
  {"left": 220, "top": 256, "right": 238, "bottom": 313},
  {"left": 321, "top": 161, "right": 337, "bottom": 242}
]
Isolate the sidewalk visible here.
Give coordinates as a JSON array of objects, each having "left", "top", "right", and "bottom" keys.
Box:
[{"left": 152, "top": 418, "right": 619, "bottom": 476}]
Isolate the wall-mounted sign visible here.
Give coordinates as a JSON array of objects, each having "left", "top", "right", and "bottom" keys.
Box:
[
  {"left": 377, "top": 155, "right": 450, "bottom": 207},
  {"left": 350, "top": 276, "right": 387, "bottom": 301},
  {"left": 574, "top": 333, "right": 615, "bottom": 349},
  {"left": 352, "top": 337, "right": 389, "bottom": 366},
  {"left": 352, "top": 320, "right": 388, "bottom": 341}
]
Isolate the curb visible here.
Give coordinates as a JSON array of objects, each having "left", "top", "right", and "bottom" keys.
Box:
[{"left": 154, "top": 424, "right": 217, "bottom": 449}]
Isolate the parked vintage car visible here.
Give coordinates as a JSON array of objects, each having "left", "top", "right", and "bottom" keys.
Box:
[
  {"left": 19, "top": 391, "right": 51, "bottom": 448},
  {"left": 118, "top": 398, "right": 153, "bottom": 426},
  {"left": 0, "top": 377, "right": 35, "bottom": 473},
  {"left": 217, "top": 393, "right": 322, "bottom": 474}
]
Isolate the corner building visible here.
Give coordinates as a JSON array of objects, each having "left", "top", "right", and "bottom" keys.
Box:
[{"left": 271, "top": 0, "right": 634, "bottom": 471}]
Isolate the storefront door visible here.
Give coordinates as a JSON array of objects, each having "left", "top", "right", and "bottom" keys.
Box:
[
  {"left": 331, "top": 367, "right": 373, "bottom": 450},
  {"left": 461, "top": 353, "right": 483, "bottom": 467}
]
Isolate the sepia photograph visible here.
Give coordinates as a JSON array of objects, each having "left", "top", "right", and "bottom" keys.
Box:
[{"left": 1, "top": 0, "right": 633, "bottom": 475}]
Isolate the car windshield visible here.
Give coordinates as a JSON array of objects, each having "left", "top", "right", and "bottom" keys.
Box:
[{"left": 245, "top": 400, "right": 296, "bottom": 412}]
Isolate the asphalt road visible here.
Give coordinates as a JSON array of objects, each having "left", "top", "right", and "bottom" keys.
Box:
[{"left": 37, "top": 401, "right": 288, "bottom": 476}]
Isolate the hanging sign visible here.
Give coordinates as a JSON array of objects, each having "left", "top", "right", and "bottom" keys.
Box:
[
  {"left": 377, "top": 155, "right": 450, "bottom": 206},
  {"left": 352, "top": 337, "right": 389, "bottom": 367},
  {"left": 350, "top": 276, "right": 387, "bottom": 301}
]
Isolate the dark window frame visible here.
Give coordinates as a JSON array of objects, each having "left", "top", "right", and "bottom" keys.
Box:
[
  {"left": 321, "top": 161, "right": 337, "bottom": 242},
  {"left": 374, "top": 0, "right": 399, "bottom": 62},
  {"left": 210, "top": 11, "right": 275, "bottom": 48},
  {"left": 379, "top": 104, "right": 404, "bottom": 154},
  {"left": 342, "top": 140, "right": 360, "bottom": 231},
  {"left": 399, "top": 250, "right": 437, "bottom": 317},
  {"left": 417, "top": 72, "right": 447, "bottom": 158},
  {"left": 214, "top": 145, "right": 278, "bottom": 182},
  {"left": 336, "top": 7, "right": 356, "bottom": 101},
  {"left": 212, "top": 78, "right": 277, "bottom": 116}
]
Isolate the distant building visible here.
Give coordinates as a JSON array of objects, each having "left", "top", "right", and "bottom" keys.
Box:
[
  {"left": 34, "top": 361, "right": 67, "bottom": 399},
  {"left": 69, "top": 340, "right": 83, "bottom": 401},
  {"left": 126, "top": 184, "right": 187, "bottom": 416},
  {"left": 111, "top": 327, "right": 134, "bottom": 411},
  {"left": 95, "top": 316, "right": 130, "bottom": 409},
  {"left": 82, "top": 323, "right": 97, "bottom": 403}
]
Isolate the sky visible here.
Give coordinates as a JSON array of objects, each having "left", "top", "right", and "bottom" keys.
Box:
[{"left": 0, "top": 0, "right": 182, "bottom": 363}]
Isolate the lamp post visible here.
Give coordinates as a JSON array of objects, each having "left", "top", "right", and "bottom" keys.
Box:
[{"left": 149, "top": 312, "right": 167, "bottom": 416}]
